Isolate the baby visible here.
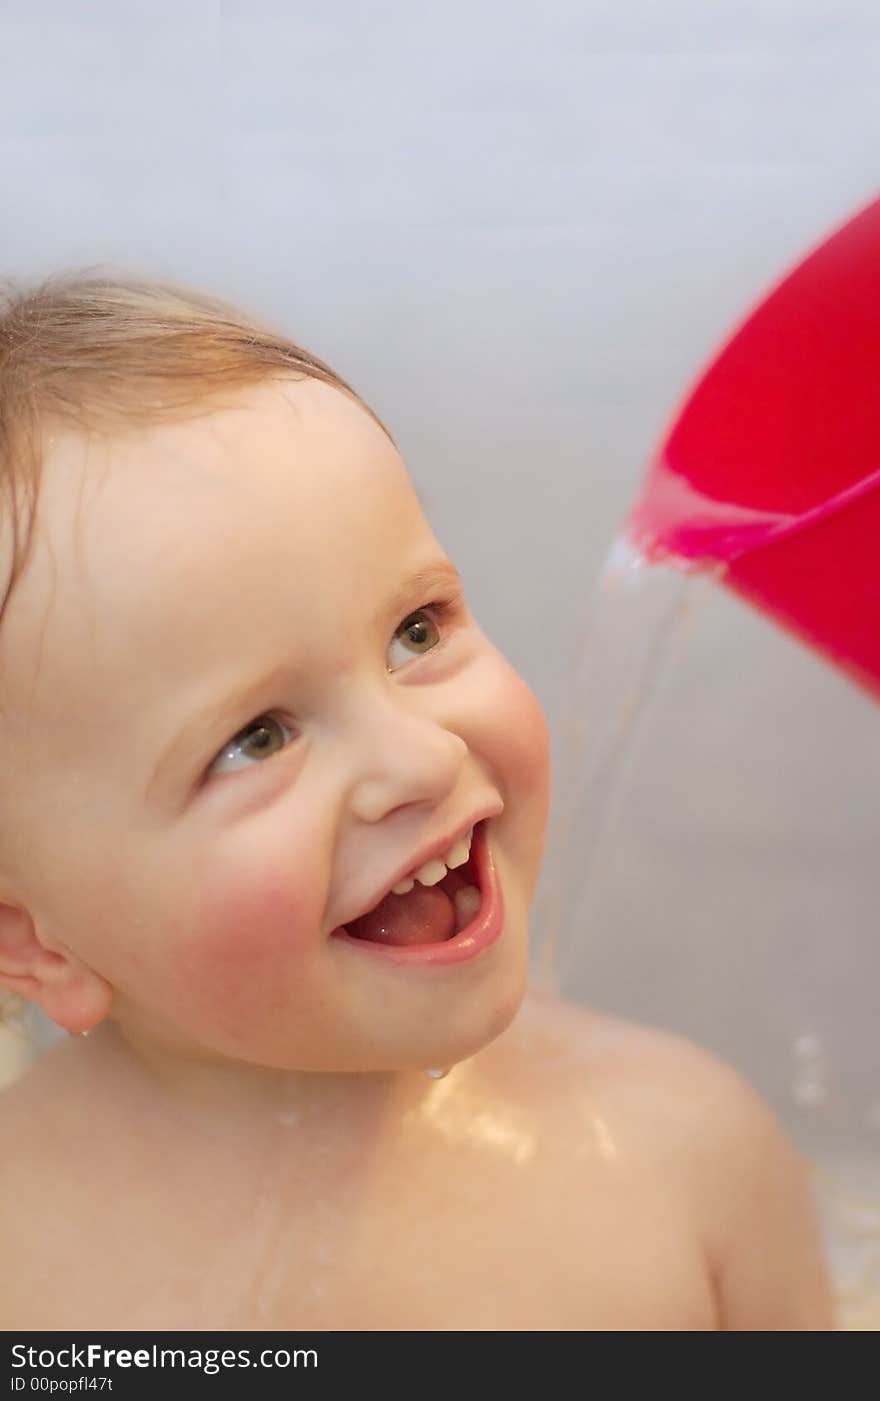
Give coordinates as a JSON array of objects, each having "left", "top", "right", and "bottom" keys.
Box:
[{"left": 0, "top": 271, "right": 833, "bottom": 1330}]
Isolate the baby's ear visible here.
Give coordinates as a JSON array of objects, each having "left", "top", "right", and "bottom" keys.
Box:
[{"left": 0, "top": 904, "right": 112, "bottom": 1034}]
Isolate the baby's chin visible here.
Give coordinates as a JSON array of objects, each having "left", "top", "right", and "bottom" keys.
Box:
[
  {"left": 107, "top": 946, "right": 529, "bottom": 1078},
  {"left": 250, "top": 1001, "right": 527, "bottom": 1076},
  {"left": 247, "top": 944, "right": 528, "bottom": 1073},
  {"left": 344, "top": 962, "right": 528, "bottom": 1075},
  {"left": 240, "top": 989, "right": 527, "bottom": 1077}
]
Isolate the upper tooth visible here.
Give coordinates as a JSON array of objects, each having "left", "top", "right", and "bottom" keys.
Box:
[
  {"left": 391, "top": 828, "right": 473, "bottom": 895},
  {"left": 410, "top": 858, "right": 448, "bottom": 888},
  {"left": 444, "top": 836, "right": 472, "bottom": 870}
]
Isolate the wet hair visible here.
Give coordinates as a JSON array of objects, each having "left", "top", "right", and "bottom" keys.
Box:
[{"left": 0, "top": 265, "right": 394, "bottom": 623}]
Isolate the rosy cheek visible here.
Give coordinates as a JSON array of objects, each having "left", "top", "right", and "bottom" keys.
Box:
[{"left": 178, "top": 865, "right": 319, "bottom": 1021}]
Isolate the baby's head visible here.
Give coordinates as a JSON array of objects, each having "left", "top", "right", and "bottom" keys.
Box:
[{"left": 0, "top": 271, "right": 550, "bottom": 1076}]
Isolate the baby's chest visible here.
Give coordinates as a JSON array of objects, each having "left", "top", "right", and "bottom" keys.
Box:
[
  {"left": 119, "top": 1164, "right": 714, "bottom": 1330},
  {"left": 275, "top": 1172, "right": 716, "bottom": 1331},
  {"left": 14, "top": 1151, "right": 716, "bottom": 1330}
]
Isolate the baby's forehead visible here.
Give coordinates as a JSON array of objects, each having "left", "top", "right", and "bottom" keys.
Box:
[
  {"left": 1, "top": 376, "right": 423, "bottom": 701},
  {"left": 27, "top": 375, "right": 406, "bottom": 568}
]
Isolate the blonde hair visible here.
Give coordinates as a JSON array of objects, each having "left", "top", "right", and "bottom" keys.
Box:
[{"left": 0, "top": 265, "right": 394, "bottom": 619}]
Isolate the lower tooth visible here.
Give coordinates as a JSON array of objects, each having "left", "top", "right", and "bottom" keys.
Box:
[{"left": 453, "top": 884, "right": 481, "bottom": 933}]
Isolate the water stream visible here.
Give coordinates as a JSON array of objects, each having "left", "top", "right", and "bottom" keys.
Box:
[
  {"left": 529, "top": 532, "right": 880, "bottom": 1329},
  {"left": 531, "top": 534, "right": 723, "bottom": 993}
]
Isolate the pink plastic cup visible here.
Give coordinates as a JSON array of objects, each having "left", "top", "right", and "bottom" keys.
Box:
[{"left": 625, "top": 196, "right": 880, "bottom": 703}]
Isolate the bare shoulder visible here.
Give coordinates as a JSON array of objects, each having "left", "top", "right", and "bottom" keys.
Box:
[
  {"left": 475, "top": 985, "right": 772, "bottom": 1187},
  {"left": 0, "top": 1043, "right": 109, "bottom": 1324},
  {"left": 0, "top": 1036, "right": 90, "bottom": 1153},
  {"left": 488, "top": 988, "right": 835, "bottom": 1329},
  {"left": 0, "top": 1066, "right": 55, "bottom": 1321},
  {"left": 0, "top": 1050, "right": 71, "bottom": 1194},
  {"left": 491, "top": 985, "right": 763, "bottom": 1122}
]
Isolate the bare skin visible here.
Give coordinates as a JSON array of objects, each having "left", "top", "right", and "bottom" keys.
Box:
[
  {"left": 1, "top": 990, "right": 832, "bottom": 1330},
  {"left": 0, "top": 377, "right": 833, "bottom": 1330}
]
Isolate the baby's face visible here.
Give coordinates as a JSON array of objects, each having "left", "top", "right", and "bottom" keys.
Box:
[{"left": 0, "top": 376, "right": 550, "bottom": 1072}]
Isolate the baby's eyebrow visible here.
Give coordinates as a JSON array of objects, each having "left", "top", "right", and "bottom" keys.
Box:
[{"left": 146, "top": 558, "right": 464, "bottom": 793}]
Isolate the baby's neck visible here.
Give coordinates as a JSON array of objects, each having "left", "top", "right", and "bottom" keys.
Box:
[{"left": 82, "top": 1020, "right": 451, "bottom": 1148}]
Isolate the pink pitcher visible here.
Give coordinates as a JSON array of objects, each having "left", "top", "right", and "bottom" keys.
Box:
[{"left": 625, "top": 195, "right": 880, "bottom": 703}]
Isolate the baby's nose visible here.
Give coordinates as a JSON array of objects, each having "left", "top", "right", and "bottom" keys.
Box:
[{"left": 345, "top": 701, "right": 468, "bottom": 824}]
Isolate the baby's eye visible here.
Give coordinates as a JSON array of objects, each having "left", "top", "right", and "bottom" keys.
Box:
[
  {"left": 208, "top": 715, "right": 295, "bottom": 778},
  {"left": 387, "top": 605, "right": 446, "bottom": 670}
]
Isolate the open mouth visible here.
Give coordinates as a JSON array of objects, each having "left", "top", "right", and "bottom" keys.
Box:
[{"left": 336, "top": 821, "right": 487, "bottom": 950}]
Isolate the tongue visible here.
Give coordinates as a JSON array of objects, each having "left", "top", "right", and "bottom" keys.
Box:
[{"left": 345, "top": 870, "right": 472, "bottom": 947}]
